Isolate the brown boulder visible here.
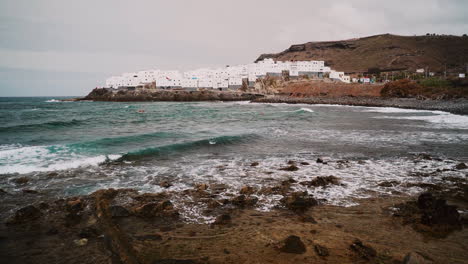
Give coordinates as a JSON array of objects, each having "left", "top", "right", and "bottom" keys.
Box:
[
  {"left": 278, "top": 235, "right": 306, "bottom": 254},
  {"left": 314, "top": 244, "right": 329, "bottom": 257},
  {"left": 350, "top": 239, "right": 376, "bottom": 260},
  {"left": 455, "top": 162, "right": 467, "bottom": 170},
  {"left": 280, "top": 192, "right": 318, "bottom": 212},
  {"left": 9, "top": 205, "right": 41, "bottom": 224},
  {"left": 213, "top": 214, "right": 231, "bottom": 225},
  {"left": 239, "top": 186, "right": 256, "bottom": 195},
  {"left": 300, "top": 176, "right": 340, "bottom": 187}
]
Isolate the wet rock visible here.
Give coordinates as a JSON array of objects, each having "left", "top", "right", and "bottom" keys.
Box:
[
  {"left": 109, "top": 205, "right": 130, "bottom": 217},
  {"left": 403, "top": 252, "right": 433, "bottom": 264},
  {"left": 350, "top": 239, "right": 376, "bottom": 260},
  {"left": 417, "top": 153, "right": 432, "bottom": 160},
  {"left": 135, "top": 200, "right": 178, "bottom": 218},
  {"left": 47, "top": 172, "right": 58, "bottom": 177},
  {"left": 417, "top": 193, "right": 460, "bottom": 226},
  {"left": 378, "top": 181, "right": 400, "bottom": 187},
  {"left": 316, "top": 158, "right": 324, "bottom": 164},
  {"left": 278, "top": 235, "right": 306, "bottom": 254},
  {"left": 231, "top": 195, "right": 258, "bottom": 208},
  {"left": 159, "top": 181, "right": 172, "bottom": 188},
  {"left": 279, "top": 164, "right": 299, "bottom": 171},
  {"left": 9, "top": 205, "right": 41, "bottom": 223},
  {"left": 300, "top": 176, "right": 340, "bottom": 187},
  {"left": 300, "top": 162, "right": 310, "bottom": 165},
  {"left": 46, "top": 227, "right": 59, "bottom": 235},
  {"left": 79, "top": 226, "right": 99, "bottom": 238},
  {"left": 22, "top": 189, "right": 39, "bottom": 194},
  {"left": 299, "top": 214, "right": 317, "bottom": 224},
  {"left": 455, "top": 162, "right": 467, "bottom": 170},
  {"left": 239, "top": 186, "right": 256, "bottom": 195},
  {"left": 314, "top": 244, "right": 329, "bottom": 257},
  {"left": 213, "top": 214, "right": 231, "bottom": 225},
  {"left": 210, "top": 183, "right": 227, "bottom": 193},
  {"left": 207, "top": 200, "right": 222, "bottom": 209},
  {"left": 12, "top": 177, "right": 29, "bottom": 185},
  {"left": 280, "top": 192, "right": 318, "bottom": 212},
  {"left": 66, "top": 199, "right": 85, "bottom": 214},
  {"left": 287, "top": 160, "right": 296, "bottom": 165},
  {"left": 73, "top": 238, "right": 88, "bottom": 246},
  {"left": 38, "top": 202, "right": 49, "bottom": 210},
  {"left": 250, "top": 162, "right": 259, "bottom": 167},
  {"left": 0, "top": 189, "right": 8, "bottom": 195},
  {"left": 196, "top": 183, "right": 209, "bottom": 191}
]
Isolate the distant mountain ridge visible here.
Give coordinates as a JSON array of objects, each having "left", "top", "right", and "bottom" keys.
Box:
[{"left": 256, "top": 34, "right": 468, "bottom": 74}]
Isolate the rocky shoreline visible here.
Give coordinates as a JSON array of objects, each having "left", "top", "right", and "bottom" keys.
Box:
[
  {"left": 252, "top": 96, "right": 468, "bottom": 115},
  {"left": 1, "top": 157, "right": 467, "bottom": 264},
  {"left": 82, "top": 88, "right": 264, "bottom": 102}
]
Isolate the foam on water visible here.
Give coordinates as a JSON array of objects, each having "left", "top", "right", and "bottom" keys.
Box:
[
  {"left": 0, "top": 144, "right": 121, "bottom": 174},
  {"left": 45, "top": 99, "right": 61, "bottom": 103}
]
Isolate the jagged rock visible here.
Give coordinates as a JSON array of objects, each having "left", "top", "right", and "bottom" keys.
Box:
[
  {"left": 279, "top": 165, "right": 299, "bottom": 171},
  {"left": 403, "top": 252, "right": 433, "bottom": 264},
  {"left": 135, "top": 200, "right": 178, "bottom": 218},
  {"left": 213, "top": 214, "right": 231, "bottom": 225},
  {"left": 9, "top": 205, "right": 41, "bottom": 223},
  {"left": 159, "top": 181, "right": 172, "bottom": 188},
  {"left": 378, "top": 181, "right": 400, "bottom": 187},
  {"left": 12, "top": 177, "right": 29, "bottom": 185},
  {"left": 350, "top": 239, "right": 376, "bottom": 260},
  {"left": 278, "top": 235, "right": 306, "bottom": 254},
  {"left": 300, "top": 176, "right": 340, "bottom": 187},
  {"left": 239, "top": 186, "right": 256, "bottom": 195},
  {"left": 109, "top": 205, "right": 130, "bottom": 217},
  {"left": 417, "top": 193, "right": 460, "bottom": 226},
  {"left": 455, "top": 162, "right": 467, "bottom": 170},
  {"left": 250, "top": 162, "right": 259, "bottom": 167},
  {"left": 231, "top": 195, "right": 258, "bottom": 208},
  {"left": 299, "top": 214, "right": 317, "bottom": 223},
  {"left": 280, "top": 192, "right": 318, "bottom": 212},
  {"left": 79, "top": 226, "right": 99, "bottom": 238},
  {"left": 316, "top": 158, "right": 324, "bottom": 164},
  {"left": 417, "top": 154, "right": 432, "bottom": 160},
  {"left": 196, "top": 183, "right": 209, "bottom": 191},
  {"left": 66, "top": 199, "right": 85, "bottom": 214},
  {"left": 22, "top": 189, "right": 39, "bottom": 194},
  {"left": 314, "top": 244, "right": 329, "bottom": 257},
  {"left": 73, "top": 238, "right": 88, "bottom": 246}
]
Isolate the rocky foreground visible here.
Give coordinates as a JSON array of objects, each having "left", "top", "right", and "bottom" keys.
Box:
[
  {"left": 253, "top": 96, "right": 468, "bottom": 115},
  {"left": 1, "top": 159, "right": 467, "bottom": 264},
  {"left": 82, "top": 88, "right": 264, "bottom": 102}
]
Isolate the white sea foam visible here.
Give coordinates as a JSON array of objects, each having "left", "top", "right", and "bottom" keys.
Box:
[
  {"left": 378, "top": 112, "right": 468, "bottom": 129},
  {"left": 45, "top": 99, "right": 60, "bottom": 103},
  {"left": 0, "top": 145, "right": 121, "bottom": 174},
  {"left": 362, "top": 107, "right": 445, "bottom": 114},
  {"left": 299, "top": 107, "right": 314, "bottom": 113}
]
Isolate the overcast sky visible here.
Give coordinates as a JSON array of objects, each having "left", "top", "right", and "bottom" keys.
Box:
[{"left": 1, "top": 0, "right": 467, "bottom": 96}]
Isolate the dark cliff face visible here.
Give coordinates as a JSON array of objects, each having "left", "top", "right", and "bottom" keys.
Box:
[
  {"left": 83, "top": 88, "right": 264, "bottom": 102},
  {"left": 256, "top": 34, "right": 468, "bottom": 73}
]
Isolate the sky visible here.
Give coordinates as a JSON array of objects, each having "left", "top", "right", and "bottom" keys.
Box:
[{"left": 1, "top": 0, "right": 467, "bottom": 96}]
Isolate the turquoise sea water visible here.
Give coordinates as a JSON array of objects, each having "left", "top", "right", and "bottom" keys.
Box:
[{"left": 1, "top": 97, "right": 468, "bottom": 214}]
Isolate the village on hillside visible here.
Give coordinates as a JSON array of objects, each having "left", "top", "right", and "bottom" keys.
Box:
[{"left": 103, "top": 59, "right": 351, "bottom": 91}]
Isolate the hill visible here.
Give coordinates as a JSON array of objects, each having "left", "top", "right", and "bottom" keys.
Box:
[{"left": 256, "top": 34, "right": 468, "bottom": 74}]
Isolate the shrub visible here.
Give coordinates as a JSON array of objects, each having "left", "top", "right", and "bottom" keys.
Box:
[{"left": 381, "top": 79, "right": 421, "bottom": 98}]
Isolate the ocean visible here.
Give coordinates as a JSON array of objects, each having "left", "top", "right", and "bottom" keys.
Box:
[{"left": 1, "top": 97, "right": 468, "bottom": 221}]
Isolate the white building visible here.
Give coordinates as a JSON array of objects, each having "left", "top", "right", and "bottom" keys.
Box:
[{"left": 103, "top": 59, "right": 350, "bottom": 89}]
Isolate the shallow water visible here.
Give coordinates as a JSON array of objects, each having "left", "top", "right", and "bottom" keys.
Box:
[{"left": 1, "top": 97, "right": 468, "bottom": 220}]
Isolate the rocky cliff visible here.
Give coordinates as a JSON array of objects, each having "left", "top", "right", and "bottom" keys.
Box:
[{"left": 256, "top": 34, "right": 468, "bottom": 73}]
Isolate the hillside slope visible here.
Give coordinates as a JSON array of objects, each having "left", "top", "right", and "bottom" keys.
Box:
[{"left": 256, "top": 34, "right": 468, "bottom": 73}]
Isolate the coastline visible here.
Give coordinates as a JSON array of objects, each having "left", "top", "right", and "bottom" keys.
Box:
[
  {"left": 252, "top": 96, "right": 468, "bottom": 115},
  {"left": 1, "top": 156, "right": 467, "bottom": 263}
]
